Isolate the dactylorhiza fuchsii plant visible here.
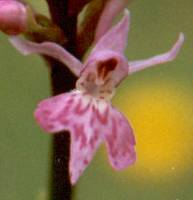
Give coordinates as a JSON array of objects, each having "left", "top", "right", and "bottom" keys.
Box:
[{"left": 9, "top": 9, "right": 184, "bottom": 184}]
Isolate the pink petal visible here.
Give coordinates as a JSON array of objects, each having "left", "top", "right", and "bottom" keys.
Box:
[
  {"left": 129, "top": 33, "right": 185, "bottom": 74},
  {"left": 95, "top": 0, "right": 129, "bottom": 42},
  {"left": 34, "top": 91, "right": 136, "bottom": 183},
  {"left": 34, "top": 91, "right": 108, "bottom": 184},
  {"left": 90, "top": 9, "right": 130, "bottom": 57},
  {"left": 70, "top": 121, "right": 103, "bottom": 184},
  {"left": 9, "top": 37, "right": 83, "bottom": 76},
  {"left": 103, "top": 107, "right": 136, "bottom": 169},
  {"left": 34, "top": 91, "right": 77, "bottom": 133}
]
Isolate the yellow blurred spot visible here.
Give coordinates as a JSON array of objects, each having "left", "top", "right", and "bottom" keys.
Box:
[{"left": 114, "top": 82, "right": 193, "bottom": 182}]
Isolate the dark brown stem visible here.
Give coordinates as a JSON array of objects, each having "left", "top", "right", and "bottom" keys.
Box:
[
  {"left": 48, "top": 60, "right": 76, "bottom": 200},
  {"left": 44, "top": 1, "right": 99, "bottom": 199},
  {"left": 46, "top": 1, "right": 78, "bottom": 200}
]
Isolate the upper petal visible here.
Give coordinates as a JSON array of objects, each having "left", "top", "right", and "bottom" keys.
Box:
[
  {"left": 89, "top": 9, "right": 130, "bottom": 58},
  {"left": 103, "top": 106, "right": 136, "bottom": 169},
  {"left": 94, "top": 0, "right": 129, "bottom": 42}
]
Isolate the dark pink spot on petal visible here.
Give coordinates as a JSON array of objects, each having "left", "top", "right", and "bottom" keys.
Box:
[
  {"left": 111, "top": 117, "right": 117, "bottom": 140},
  {"left": 46, "top": 123, "right": 55, "bottom": 130},
  {"left": 74, "top": 99, "right": 90, "bottom": 115},
  {"left": 73, "top": 124, "right": 87, "bottom": 149},
  {"left": 83, "top": 159, "right": 89, "bottom": 165},
  {"left": 58, "top": 117, "right": 70, "bottom": 125},
  {"left": 110, "top": 148, "right": 118, "bottom": 158},
  {"left": 93, "top": 105, "right": 109, "bottom": 125},
  {"left": 90, "top": 137, "right": 97, "bottom": 150},
  {"left": 65, "top": 98, "right": 74, "bottom": 108},
  {"left": 89, "top": 116, "right": 95, "bottom": 127},
  {"left": 42, "top": 110, "right": 51, "bottom": 116},
  {"left": 113, "top": 161, "right": 118, "bottom": 166},
  {"left": 105, "top": 133, "right": 115, "bottom": 149}
]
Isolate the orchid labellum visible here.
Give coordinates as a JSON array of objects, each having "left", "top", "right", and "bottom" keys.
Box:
[{"left": 9, "top": 9, "right": 184, "bottom": 184}]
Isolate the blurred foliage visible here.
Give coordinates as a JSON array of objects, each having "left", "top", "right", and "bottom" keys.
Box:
[{"left": 0, "top": 0, "right": 192, "bottom": 200}]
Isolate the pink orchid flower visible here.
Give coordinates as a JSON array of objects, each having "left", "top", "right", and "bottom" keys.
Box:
[
  {"left": 0, "top": 0, "right": 27, "bottom": 35},
  {"left": 9, "top": 9, "right": 184, "bottom": 184}
]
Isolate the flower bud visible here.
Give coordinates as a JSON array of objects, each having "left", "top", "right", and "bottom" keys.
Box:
[{"left": 0, "top": 0, "right": 27, "bottom": 35}]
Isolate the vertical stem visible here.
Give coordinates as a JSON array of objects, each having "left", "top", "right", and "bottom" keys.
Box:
[
  {"left": 49, "top": 61, "right": 76, "bottom": 200},
  {"left": 46, "top": 1, "right": 78, "bottom": 200},
  {"left": 45, "top": 1, "right": 98, "bottom": 199}
]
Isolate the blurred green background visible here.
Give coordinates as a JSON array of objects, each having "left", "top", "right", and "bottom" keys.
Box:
[{"left": 0, "top": 0, "right": 193, "bottom": 200}]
